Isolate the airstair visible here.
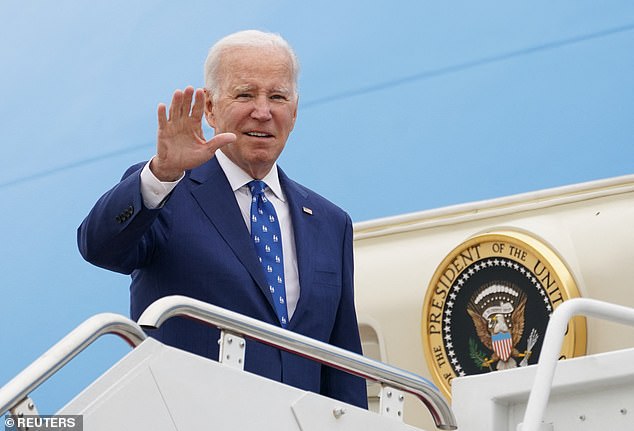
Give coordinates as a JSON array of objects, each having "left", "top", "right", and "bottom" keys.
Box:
[
  {"left": 0, "top": 295, "right": 455, "bottom": 431},
  {"left": 452, "top": 298, "right": 634, "bottom": 431},
  {"left": 2, "top": 296, "right": 634, "bottom": 430}
]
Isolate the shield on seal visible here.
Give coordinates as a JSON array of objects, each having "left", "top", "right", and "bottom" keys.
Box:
[{"left": 491, "top": 331, "right": 513, "bottom": 361}]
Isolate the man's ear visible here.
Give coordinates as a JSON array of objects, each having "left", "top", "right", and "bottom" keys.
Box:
[
  {"left": 203, "top": 89, "right": 215, "bottom": 128},
  {"left": 290, "top": 94, "right": 299, "bottom": 130}
]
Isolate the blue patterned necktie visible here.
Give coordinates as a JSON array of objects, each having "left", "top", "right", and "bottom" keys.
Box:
[{"left": 248, "top": 180, "right": 288, "bottom": 328}]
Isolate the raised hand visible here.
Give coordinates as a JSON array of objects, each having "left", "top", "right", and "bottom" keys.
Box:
[{"left": 151, "top": 86, "right": 235, "bottom": 181}]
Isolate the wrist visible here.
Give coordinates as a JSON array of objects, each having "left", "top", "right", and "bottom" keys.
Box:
[{"left": 149, "top": 156, "right": 184, "bottom": 182}]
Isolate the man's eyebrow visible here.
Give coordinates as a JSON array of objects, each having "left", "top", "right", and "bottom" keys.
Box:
[
  {"left": 272, "top": 87, "right": 291, "bottom": 94},
  {"left": 232, "top": 84, "right": 255, "bottom": 92},
  {"left": 230, "top": 85, "right": 292, "bottom": 95}
]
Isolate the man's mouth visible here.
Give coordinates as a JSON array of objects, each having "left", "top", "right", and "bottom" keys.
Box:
[{"left": 245, "top": 131, "right": 273, "bottom": 138}]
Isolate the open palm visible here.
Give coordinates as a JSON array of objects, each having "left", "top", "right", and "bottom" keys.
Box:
[{"left": 152, "top": 86, "right": 235, "bottom": 181}]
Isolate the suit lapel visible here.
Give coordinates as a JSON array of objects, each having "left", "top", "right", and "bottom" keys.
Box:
[
  {"left": 279, "top": 168, "right": 319, "bottom": 329},
  {"left": 188, "top": 158, "right": 274, "bottom": 309}
]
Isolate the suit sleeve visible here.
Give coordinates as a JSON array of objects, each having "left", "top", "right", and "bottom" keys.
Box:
[
  {"left": 77, "top": 164, "right": 164, "bottom": 274},
  {"left": 320, "top": 213, "right": 369, "bottom": 409}
]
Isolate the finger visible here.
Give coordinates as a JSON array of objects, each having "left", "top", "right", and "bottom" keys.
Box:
[
  {"left": 157, "top": 103, "right": 167, "bottom": 129},
  {"left": 208, "top": 132, "right": 236, "bottom": 151},
  {"left": 190, "top": 88, "right": 205, "bottom": 120},
  {"left": 181, "top": 86, "right": 195, "bottom": 117},
  {"left": 168, "top": 89, "right": 183, "bottom": 121}
]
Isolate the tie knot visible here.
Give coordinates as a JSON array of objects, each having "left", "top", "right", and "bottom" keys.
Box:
[{"left": 248, "top": 180, "right": 267, "bottom": 197}]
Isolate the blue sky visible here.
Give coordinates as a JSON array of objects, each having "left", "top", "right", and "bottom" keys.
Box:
[{"left": 1, "top": 0, "right": 633, "bottom": 413}]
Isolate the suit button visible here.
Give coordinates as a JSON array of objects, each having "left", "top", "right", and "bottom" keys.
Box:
[{"left": 116, "top": 205, "right": 134, "bottom": 223}]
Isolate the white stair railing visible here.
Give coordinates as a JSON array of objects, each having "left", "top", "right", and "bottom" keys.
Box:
[
  {"left": 138, "top": 294, "right": 457, "bottom": 430},
  {"left": 518, "top": 298, "right": 634, "bottom": 431},
  {"left": 0, "top": 313, "right": 146, "bottom": 416}
]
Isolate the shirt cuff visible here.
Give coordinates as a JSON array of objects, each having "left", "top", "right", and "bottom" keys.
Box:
[{"left": 140, "top": 158, "right": 184, "bottom": 209}]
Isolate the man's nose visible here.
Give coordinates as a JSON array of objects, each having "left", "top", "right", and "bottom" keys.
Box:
[{"left": 251, "top": 96, "right": 272, "bottom": 121}]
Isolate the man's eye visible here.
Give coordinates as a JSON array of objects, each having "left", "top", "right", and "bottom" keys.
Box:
[
  {"left": 271, "top": 94, "right": 287, "bottom": 101},
  {"left": 236, "top": 93, "right": 252, "bottom": 99}
]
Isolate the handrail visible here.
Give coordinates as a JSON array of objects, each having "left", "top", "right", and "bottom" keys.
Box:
[
  {"left": 0, "top": 313, "right": 146, "bottom": 416},
  {"left": 138, "top": 295, "right": 457, "bottom": 430},
  {"left": 519, "top": 298, "right": 634, "bottom": 431}
]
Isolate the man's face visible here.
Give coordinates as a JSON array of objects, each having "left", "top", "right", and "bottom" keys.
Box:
[{"left": 205, "top": 46, "right": 298, "bottom": 179}]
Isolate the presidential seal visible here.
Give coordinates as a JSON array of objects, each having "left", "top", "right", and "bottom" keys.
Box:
[{"left": 421, "top": 230, "right": 586, "bottom": 398}]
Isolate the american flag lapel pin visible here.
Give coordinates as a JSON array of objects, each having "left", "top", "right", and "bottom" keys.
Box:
[{"left": 302, "top": 206, "right": 313, "bottom": 215}]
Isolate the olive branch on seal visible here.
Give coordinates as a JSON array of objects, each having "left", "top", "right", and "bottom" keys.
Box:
[{"left": 469, "top": 337, "right": 492, "bottom": 371}]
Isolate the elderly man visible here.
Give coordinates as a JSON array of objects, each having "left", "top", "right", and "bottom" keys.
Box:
[{"left": 78, "top": 30, "right": 367, "bottom": 408}]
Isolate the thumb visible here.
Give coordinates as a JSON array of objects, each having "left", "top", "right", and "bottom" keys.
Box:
[{"left": 208, "top": 132, "right": 236, "bottom": 150}]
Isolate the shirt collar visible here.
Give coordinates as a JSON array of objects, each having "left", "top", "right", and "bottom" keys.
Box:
[{"left": 215, "top": 149, "right": 285, "bottom": 202}]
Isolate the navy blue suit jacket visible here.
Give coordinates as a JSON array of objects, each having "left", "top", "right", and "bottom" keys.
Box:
[{"left": 77, "top": 156, "right": 367, "bottom": 408}]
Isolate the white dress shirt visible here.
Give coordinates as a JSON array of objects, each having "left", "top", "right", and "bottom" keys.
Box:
[{"left": 140, "top": 151, "right": 300, "bottom": 319}]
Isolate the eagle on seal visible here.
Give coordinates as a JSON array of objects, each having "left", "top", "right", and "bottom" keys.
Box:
[{"left": 467, "top": 283, "right": 527, "bottom": 370}]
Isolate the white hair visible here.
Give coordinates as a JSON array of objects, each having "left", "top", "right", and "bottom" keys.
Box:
[{"left": 204, "top": 30, "right": 300, "bottom": 100}]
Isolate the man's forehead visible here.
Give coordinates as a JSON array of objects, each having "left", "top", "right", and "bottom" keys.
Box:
[
  {"left": 214, "top": 46, "right": 296, "bottom": 95},
  {"left": 220, "top": 47, "right": 293, "bottom": 73},
  {"left": 221, "top": 46, "right": 292, "bottom": 68}
]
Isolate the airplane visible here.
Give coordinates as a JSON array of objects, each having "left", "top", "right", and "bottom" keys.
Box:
[
  {"left": 354, "top": 172, "right": 634, "bottom": 429},
  {"left": 2, "top": 173, "right": 634, "bottom": 430}
]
